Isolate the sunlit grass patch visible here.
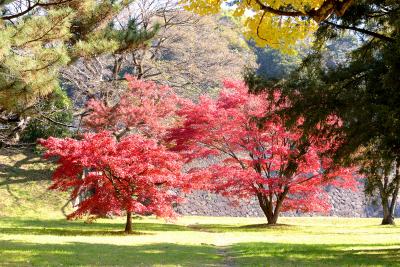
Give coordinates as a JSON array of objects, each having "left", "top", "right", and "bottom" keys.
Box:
[{"left": 0, "top": 149, "right": 70, "bottom": 219}]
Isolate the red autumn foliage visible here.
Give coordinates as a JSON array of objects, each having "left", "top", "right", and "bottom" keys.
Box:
[
  {"left": 40, "top": 76, "right": 185, "bottom": 232},
  {"left": 84, "top": 76, "right": 180, "bottom": 138},
  {"left": 40, "top": 132, "right": 183, "bottom": 219},
  {"left": 168, "top": 80, "right": 358, "bottom": 224}
]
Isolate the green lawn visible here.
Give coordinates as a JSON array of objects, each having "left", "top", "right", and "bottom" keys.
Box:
[
  {"left": 1, "top": 149, "right": 400, "bottom": 266},
  {"left": 0, "top": 149, "right": 71, "bottom": 218},
  {"left": 0, "top": 216, "right": 399, "bottom": 266}
]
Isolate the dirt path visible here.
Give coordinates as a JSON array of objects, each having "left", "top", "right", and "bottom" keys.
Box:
[{"left": 217, "top": 246, "right": 235, "bottom": 267}]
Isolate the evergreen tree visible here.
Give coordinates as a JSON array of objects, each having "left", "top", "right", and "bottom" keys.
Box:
[{"left": 253, "top": 0, "right": 400, "bottom": 224}]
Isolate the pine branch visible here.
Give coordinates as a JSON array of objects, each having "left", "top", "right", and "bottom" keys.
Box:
[
  {"left": 1, "top": 0, "right": 74, "bottom": 20},
  {"left": 323, "top": 20, "right": 394, "bottom": 42}
]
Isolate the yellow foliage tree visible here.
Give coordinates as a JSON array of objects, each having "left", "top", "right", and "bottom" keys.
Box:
[{"left": 180, "top": 0, "right": 354, "bottom": 53}]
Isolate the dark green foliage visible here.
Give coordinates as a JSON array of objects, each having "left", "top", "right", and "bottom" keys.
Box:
[
  {"left": 268, "top": 0, "right": 400, "bottom": 161},
  {"left": 244, "top": 68, "right": 280, "bottom": 94},
  {"left": 249, "top": 42, "right": 301, "bottom": 80},
  {"left": 21, "top": 87, "right": 73, "bottom": 143},
  {"left": 108, "top": 19, "right": 160, "bottom": 53},
  {"left": 256, "top": 0, "right": 400, "bottom": 224}
]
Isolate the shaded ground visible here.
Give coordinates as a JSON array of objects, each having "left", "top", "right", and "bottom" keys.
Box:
[
  {"left": 1, "top": 240, "right": 219, "bottom": 267},
  {"left": 229, "top": 242, "right": 400, "bottom": 266},
  {"left": 0, "top": 148, "right": 70, "bottom": 218}
]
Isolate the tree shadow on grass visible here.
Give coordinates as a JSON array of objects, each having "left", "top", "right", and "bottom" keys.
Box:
[
  {"left": 0, "top": 149, "right": 52, "bottom": 187},
  {"left": 2, "top": 218, "right": 304, "bottom": 237},
  {"left": 187, "top": 223, "right": 299, "bottom": 233},
  {"left": 228, "top": 242, "right": 400, "bottom": 266},
  {"left": 0, "top": 240, "right": 220, "bottom": 266},
  {"left": 0, "top": 227, "right": 152, "bottom": 236},
  {"left": 0, "top": 217, "right": 192, "bottom": 236},
  {"left": 188, "top": 223, "right": 400, "bottom": 235}
]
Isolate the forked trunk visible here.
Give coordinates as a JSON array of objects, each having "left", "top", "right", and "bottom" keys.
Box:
[
  {"left": 125, "top": 211, "right": 133, "bottom": 233},
  {"left": 257, "top": 192, "right": 286, "bottom": 225},
  {"left": 382, "top": 214, "right": 395, "bottom": 225},
  {"left": 266, "top": 212, "right": 279, "bottom": 225},
  {"left": 377, "top": 161, "right": 400, "bottom": 225}
]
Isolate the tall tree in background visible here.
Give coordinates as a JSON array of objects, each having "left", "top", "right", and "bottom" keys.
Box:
[
  {"left": 182, "top": 0, "right": 356, "bottom": 53},
  {"left": 168, "top": 80, "right": 357, "bottom": 224},
  {"left": 61, "top": 0, "right": 186, "bottom": 108},
  {"left": 63, "top": 5, "right": 256, "bottom": 108},
  {"left": 358, "top": 144, "right": 400, "bottom": 225},
  {"left": 149, "top": 13, "right": 256, "bottom": 98}
]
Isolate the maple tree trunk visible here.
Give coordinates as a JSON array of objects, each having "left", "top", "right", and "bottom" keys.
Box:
[
  {"left": 257, "top": 188, "right": 288, "bottom": 225},
  {"left": 125, "top": 211, "right": 133, "bottom": 233},
  {"left": 266, "top": 212, "right": 279, "bottom": 225},
  {"left": 257, "top": 194, "right": 280, "bottom": 225}
]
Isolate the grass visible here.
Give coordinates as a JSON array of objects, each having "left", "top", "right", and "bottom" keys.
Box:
[
  {"left": 1, "top": 149, "right": 400, "bottom": 266},
  {"left": 1, "top": 216, "right": 399, "bottom": 266},
  {"left": 0, "top": 148, "right": 71, "bottom": 218}
]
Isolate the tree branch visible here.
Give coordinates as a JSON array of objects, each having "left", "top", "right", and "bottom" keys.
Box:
[
  {"left": 254, "top": 0, "right": 354, "bottom": 22},
  {"left": 324, "top": 20, "right": 395, "bottom": 42},
  {"left": 40, "top": 114, "right": 74, "bottom": 128},
  {"left": 254, "top": 0, "right": 303, "bottom": 17},
  {"left": 1, "top": 0, "right": 74, "bottom": 20}
]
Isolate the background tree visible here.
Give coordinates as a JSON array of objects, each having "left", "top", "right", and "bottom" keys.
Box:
[
  {"left": 20, "top": 87, "right": 73, "bottom": 143},
  {"left": 40, "top": 77, "right": 187, "bottom": 233},
  {"left": 168, "top": 80, "right": 357, "bottom": 225},
  {"left": 250, "top": 43, "right": 301, "bottom": 81},
  {"left": 62, "top": 6, "right": 256, "bottom": 108},
  {"left": 248, "top": 33, "right": 358, "bottom": 81},
  {"left": 181, "top": 0, "right": 356, "bottom": 53},
  {"left": 60, "top": 0, "right": 181, "bottom": 108},
  {"left": 358, "top": 143, "right": 400, "bottom": 225},
  {"left": 147, "top": 13, "right": 256, "bottom": 98}
]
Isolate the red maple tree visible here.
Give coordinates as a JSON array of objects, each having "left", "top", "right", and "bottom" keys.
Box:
[
  {"left": 168, "top": 80, "right": 358, "bottom": 224},
  {"left": 40, "top": 77, "right": 185, "bottom": 233},
  {"left": 84, "top": 76, "right": 180, "bottom": 139}
]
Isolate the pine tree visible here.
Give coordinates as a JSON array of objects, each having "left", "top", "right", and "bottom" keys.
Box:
[{"left": 0, "top": 0, "right": 159, "bottom": 146}]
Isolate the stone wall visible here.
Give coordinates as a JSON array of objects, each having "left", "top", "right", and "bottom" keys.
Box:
[
  {"left": 175, "top": 185, "right": 400, "bottom": 218},
  {"left": 176, "top": 157, "right": 400, "bottom": 218}
]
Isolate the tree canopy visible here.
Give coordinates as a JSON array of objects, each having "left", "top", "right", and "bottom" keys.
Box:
[
  {"left": 181, "top": 0, "right": 358, "bottom": 53},
  {"left": 168, "top": 80, "right": 357, "bottom": 224},
  {"left": 40, "top": 77, "right": 188, "bottom": 233}
]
